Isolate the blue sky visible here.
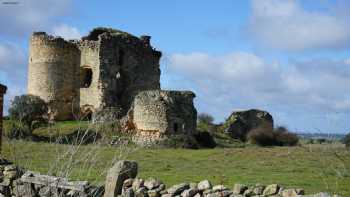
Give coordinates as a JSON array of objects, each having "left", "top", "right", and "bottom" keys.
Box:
[{"left": 1, "top": 0, "right": 350, "bottom": 133}]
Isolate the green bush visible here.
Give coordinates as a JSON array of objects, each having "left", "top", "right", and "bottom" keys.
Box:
[
  {"left": 3, "top": 120, "right": 31, "bottom": 139},
  {"left": 274, "top": 126, "right": 299, "bottom": 146},
  {"left": 343, "top": 133, "right": 350, "bottom": 147},
  {"left": 247, "top": 125, "right": 299, "bottom": 147},
  {"left": 197, "top": 113, "right": 214, "bottom": 125},
  {"left": 194, "top": 131, "right": 217, "bottom": 148},
  {"left": 8, "top": 94, "right": 48, "bottom": 132},
  {"left": 155, "top": 135, "right": 199, "bottom": 149},
  {"left": 247, "top": 124, "right": 276, "bottom": 146}
]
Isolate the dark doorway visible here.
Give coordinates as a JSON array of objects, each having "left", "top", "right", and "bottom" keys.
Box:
[
  {"left": 118, "top": 49, "right": 125, "bottom": 66},
  {"left": 173, "top": 123, "right": 179, "bottom": 133},
  {"left": 80, "top": 67, "right": 93, "bottom": 88}
]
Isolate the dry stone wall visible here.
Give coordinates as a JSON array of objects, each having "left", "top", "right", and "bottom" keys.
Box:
[{"left": 0, "top": 159, "right": 342, "bottom": 197}]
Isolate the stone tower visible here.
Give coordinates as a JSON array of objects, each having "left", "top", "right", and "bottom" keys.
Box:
[{"left": 27, "top": 32, "right": 80, "bottom": 120}]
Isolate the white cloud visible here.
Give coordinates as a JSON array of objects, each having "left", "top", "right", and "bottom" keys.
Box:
[
  {"left": 0, "top": 0, "right": 72, "bottom": 38},
  {"left": 52, "top": 24, "right": 81, "bottom": 40},
  {"left": 0, "top": 42, "right": 27, "bottom": 115},
  {"left": 0, "top": 43, "right": 26, "bottom": 77},
  {"left": 248, "top": 0, "right": 350, "bottom": 51},
  {"left": 0, "top": 0, "right": 78, "bottom": 115},
  {"left": 166, "top": 52, "right": 350, "bottom": 128}
]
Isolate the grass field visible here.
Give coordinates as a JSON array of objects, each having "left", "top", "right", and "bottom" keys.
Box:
[{"left": 2, "top": 140, "right": 350, "bottom": 196}]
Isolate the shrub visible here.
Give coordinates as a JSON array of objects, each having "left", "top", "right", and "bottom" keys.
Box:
[
  {"left": 197, "top": 113, "right": 214, "bottom": 125},
  {"left": 8, "top": 94, "right": 48, "bottom": 131},
  {"left": 247, "top": 125, "right": 299, "bottom": 146},
  {"left": 194, "top": 131, "right": 217, "bottom": 148},
  {"left": 247, "top": 124, "right": 276, "bottom": 146},
  {"left": 155, "top": 135, "right": 199, "bottom": 149},
  {"left": 343, "top": 133, "right": 350, "bottom": 147},
  {"left": 316, "top": 138, "right": 327, "bottom": 144},
  {"left": 274, "top": 126, "right": 299, "bottom": 146},
  {"left": 3, "top": 120, "right": 31, "bottom": 139}
]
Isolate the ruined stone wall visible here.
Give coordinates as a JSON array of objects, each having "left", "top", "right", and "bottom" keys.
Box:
[
  {"left": 97, "top": 30, "right": 161, "bottom": 114},
  {"left": 27, "top": 32, "right": 80, "bottom": 120},
  {"left": 132, "top": 90, "right": 197, "bottom": 140},
  {"left": 0, "top": 84, "right": 6, "bottom": 152},
  {"left": 77, "top": 40, "right": 102, "bottom": 110}
]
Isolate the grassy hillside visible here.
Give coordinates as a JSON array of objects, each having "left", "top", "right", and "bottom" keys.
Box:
[{"left": 2, "top": 140, "right": 350, "bottom": 196}]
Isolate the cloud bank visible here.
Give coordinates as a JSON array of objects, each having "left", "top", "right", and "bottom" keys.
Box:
[{"left": 248, "top": 0, "right": 350, "bottom": 51}]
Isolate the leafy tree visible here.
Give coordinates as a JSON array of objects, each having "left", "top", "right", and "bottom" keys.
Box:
[
  {"left": 9, "top": 94, "right": 48, "bottom": 131},
  {"left": 197, "top": 113, "right": 214, "bottom": 125}
]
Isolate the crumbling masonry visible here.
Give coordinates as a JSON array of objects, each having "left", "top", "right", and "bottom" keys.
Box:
[
  {"left": 27, "top": 27, "right": 197, "bottom": 142},
  {"left": 0, "top": 84, "right": 7, "bottom": 152}
]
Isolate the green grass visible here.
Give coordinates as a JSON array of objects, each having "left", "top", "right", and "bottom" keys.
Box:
[
  {"left": 2, "top": 140, "right": 350, "bottom": 196},
  {"left": 33, "top": 121, "right": 90, "bottom": 137}
]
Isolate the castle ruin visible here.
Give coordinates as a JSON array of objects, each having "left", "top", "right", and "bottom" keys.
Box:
[
  {"left": 0, "top": 83, "right": 7, "bottom": 152},
  {"left": 27, "top": 27, "right": 197, "bottom": 142}
]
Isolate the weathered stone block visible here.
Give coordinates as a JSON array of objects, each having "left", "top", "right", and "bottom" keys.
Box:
[{"left": 104, "top": 160, "right": 138, "bottom": 197}]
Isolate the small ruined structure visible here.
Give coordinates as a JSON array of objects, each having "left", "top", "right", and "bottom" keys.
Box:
[
  {"left": 27, "top": 27, "right": 196, "bottom": 143},
  {"left": 132, "top": 90, "right": 197, "bottom": 143},
  {"left": 0, "top": 84, "right": 7, "bottom": 151}
]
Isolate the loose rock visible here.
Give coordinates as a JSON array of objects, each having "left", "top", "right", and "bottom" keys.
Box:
[
  {"left": 232, "top": 184, "right": 247, "bottom": 194},
  {"left": 167, "top": 183, "right": 190, "bottom": 196},
  {"left": 263, "top": 184, "right": 279, "bottom": 196},
  {"left": 197, "top": 180, "right": 212, "bottom": 191},
  {"left": 145, "top": 178, "right": 162, "bottom": 190}
]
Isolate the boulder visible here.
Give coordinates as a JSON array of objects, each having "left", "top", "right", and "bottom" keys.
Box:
[
  {"left": 212, "top": 185, "right": 227, "bottom": 192},
  {"left": 197, "top": 180, "right": 212, "bottom": 191},
  {"left": 123, "top": 178, "right": 134, "bottom": 188},
  {"left": 103, "top": 160, "right": 138, "bottom": 197},
  {"left": 189, "top": 183, "right": 198, "bottom": 190},
  {"left": 181, "top": 188, "right": 198, "bottom": 197},
  {"left": 232, "top": 184, "right": 247, "bottom": 194},
  {"left": 132, "top": 178, "right": 144, "bottom": 190},
  {"left": 135, "top": 187, "right": 148, "bottom": 197},
  {"left": 144, "top": 178, "right": 162, "bottom": 190},
  {"left": 167, "top": 183, "right": 190, "bottom": 196},
  {"left": 263, "top": 184, "right": 279, "bottom": 196},
  {"left": 252, "top": 184, "right": 265, "bottom": 195},
  {"left": 223, "top": 109, "right": 273, "bottom": 141}
]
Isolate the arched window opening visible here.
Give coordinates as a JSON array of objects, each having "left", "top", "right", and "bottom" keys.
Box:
[{"left": 80, "top": 67, "right": 93, "bottom": 88}]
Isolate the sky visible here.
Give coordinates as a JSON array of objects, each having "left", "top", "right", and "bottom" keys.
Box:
[{"left": 0, "top": 0, "right": 350, "bottom": 133}]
